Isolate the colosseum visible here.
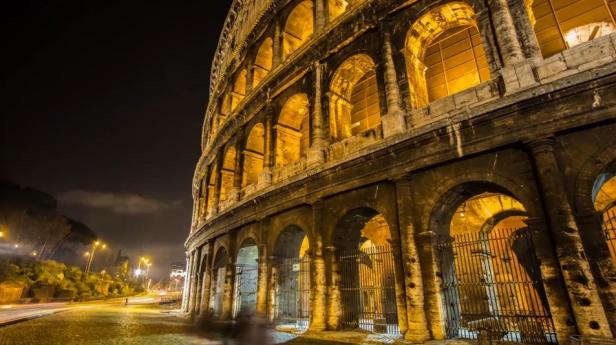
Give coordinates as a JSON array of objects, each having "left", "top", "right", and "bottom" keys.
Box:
[{"left": 182, "top": 0, "right": 616, "bottom": 343}]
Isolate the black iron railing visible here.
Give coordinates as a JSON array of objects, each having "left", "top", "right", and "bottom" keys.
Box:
[{"left": 436, "top": 227, "right": 557, "bottom": 344}]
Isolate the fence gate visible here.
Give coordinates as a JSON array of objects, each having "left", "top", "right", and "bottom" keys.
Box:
[
  {"left": 436, "top": 227, "right": 557, "bottom": 344},
  {"left": 602, "top": 207, "right": 616, "bottom": 264},
  {"left": 337, "top": 245, "right": 399, "bottom": 335},
  {"left": 233, "top": 263, "right": 258, "bottom": 317},
  {"left": 275, "top": 258, "right": 311, "bottom": 330}
]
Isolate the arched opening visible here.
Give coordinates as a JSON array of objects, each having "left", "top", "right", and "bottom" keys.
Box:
[
  {"left": 527, "top": 0, "right": 616, "bottom": 58},
  {"left": 233, "top": 238, "right": 259, "bottom": 317},
  {"left": 242, "top": 123, "right": 265, "bottom": 187},
  {"left": 216, "top": 94, "right": 232, "bottom": 133},
  {"left": 592, "top": 172, "right": 616, "bottom": 263},
  {"left": 254, "top": 38, "right": 273, "bottom": 87},
  {"left": 276, "top": 93, "right": 310, "bottom": 167},
  {"left": 328, "top": 0, "right": 362, "bottom": 21},
  {"left": 272, "top": 225, "right": 311, "bottom": 331},
  {"left": 231, "top": 69, "right": 247, "bottom": 111},
  {"left": 283, "top": 1, "right": 314, "bottom": 59},
  {"left": 206, "top": 163, "right": 217, "bottom": 217},
  {"left": 209, "top": 247, "right": 228, "bottom": 317},
  {"left": 333, "top": 208, "right": 399, "bottom": 334},
  {"left": 220, "top": 146, "right": 236, "bottom": 203},
  {"left": 432, "top": 185, "right": 556, "bottom": 343},
  {"left": 329, "top": 54, "right": 381, "bottom": 141},
  {"left": 405, "top": 2, "right": 490, "bottom": 109}
]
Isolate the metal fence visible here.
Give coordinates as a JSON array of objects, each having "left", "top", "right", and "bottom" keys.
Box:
[
  {"left": 274, "top": 257, "right": 311, "bottom": 330},
  {"left": 233, "top": 263, "right": 259, "bottom": 318},
  {"left": 602, "top": 207, "right": 616, "bottom": 264},
  {"left": 336, "top": 244, "right": 400, "bottom": 335},
  {"left": 436, "top": 227, "right": 557, "bottom": 344}
]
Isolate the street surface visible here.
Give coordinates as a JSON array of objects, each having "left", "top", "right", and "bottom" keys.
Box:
[{"left": 0, "top": 302, "right": 353, "bottom": 345}]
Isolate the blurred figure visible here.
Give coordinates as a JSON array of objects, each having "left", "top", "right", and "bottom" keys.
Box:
[
  {"left": 235, "top": 308, "right": 272, "bottom": 345},
  {"left": 195, "top": 307, "right": 272, "bottom": 345}
]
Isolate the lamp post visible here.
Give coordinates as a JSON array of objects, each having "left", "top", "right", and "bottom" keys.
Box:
[
  {"left": 84, "top": 241, "right": 106, "bottom": 278},
  {"left": 136, "top": 257, "right": 149, "bottom": 279}
]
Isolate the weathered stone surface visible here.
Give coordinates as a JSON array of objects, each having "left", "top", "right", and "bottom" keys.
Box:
[{"left": 185, "top": 0, "right": 616, "bottom": 342}]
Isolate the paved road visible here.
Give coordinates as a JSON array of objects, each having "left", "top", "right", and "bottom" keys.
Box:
[
  {"left": 0, "top": 304, "right": 351, "bottom": 345},
  {"left": 0, "top": 303, "right": 72, "bottom": 326}
]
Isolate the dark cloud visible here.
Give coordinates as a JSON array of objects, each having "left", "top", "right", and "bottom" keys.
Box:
[{"left": 60, "top": 190, "right": 181, "bottom": 215}]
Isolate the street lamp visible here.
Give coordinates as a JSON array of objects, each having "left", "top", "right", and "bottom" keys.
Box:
[{"left": 84, "top": 240, "right": 106, "bottom": 278}]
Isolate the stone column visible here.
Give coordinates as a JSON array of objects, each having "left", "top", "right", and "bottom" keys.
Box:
[
  {"left": 192, "top": 246, "right": 204, "bottom": 315},
  {"left": 381, "top": 30, "right": 406, "bottom": 138},
  {"left": 308, "top": 62, "right": 326, "bottom": 166},
  {"left": 267, "top": 255, "right": 281, "bottom": 323},
  {"left": 325, "top": 245, "right": 341, "bottom": 330},
  {"left": 524, "top": 217, "right": 577, "bottom": 342},
  {"left": 310, "top": 201, "right": 327, "bottom": 330},
  {"left": 246, "top": 62, "right": 254, "bottom": 94},
  {"left": 416, "top": 229, "right": 446, "bottom": 340},
  {"left": 181, "top": 252, "right": 192, "bottom": 312},
  {"left": 187, "top": 250, "right": 199, "bottom": 316},
  {"left": 488, "top": 0, "right": 524, "bottom": 65},
  {"left": 527, "top": 138, "right": 613, "bottom": 337},
  {"left": 395, "top": 179, "right": 431, "bottom": 341},
  {"left": 221, "top": 232, "right": 237, "bottom": 320},
  {"left": 389, "top": 238, "right": 409, "bottom": 336},
  {"left": 259, "top": 111, "right": 274, "bottom": 186},
  {"left": 509, "top": 0, "right": 542, "bottom": 59},
  {"left": 199, "top": 242, "right": 214, "bottom": 316},
  {"left": 230, "top": 136, "right": 244, "bottom": 202},
  {"left": 476, "top": 9, "right": 503, "bottom": 76},
  {"left": 314, "top": 0, "right": 326, "bottom": 33},
  {"left": 256, "top": 218, "right": 271, "bottom": 317},
  {"left": 212, "top": 149, "right": 224, "bottom": 216},
  {"left": 575, "top": 211, "right": 616, "bottom": 334},
  {"left": 272, "top": 20, "right": 283, "bottom": 67}
]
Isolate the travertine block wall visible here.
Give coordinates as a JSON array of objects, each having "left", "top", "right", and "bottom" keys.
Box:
[{"left": 184, "top": 0, "right": 616, "bottom": 342}]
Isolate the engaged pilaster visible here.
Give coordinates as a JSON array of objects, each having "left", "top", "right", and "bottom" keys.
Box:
[{"left": 527, "top": 138, "right": 613, "bottom": 337}]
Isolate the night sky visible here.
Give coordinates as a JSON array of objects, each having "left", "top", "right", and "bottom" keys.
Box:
[{"left": 1, "top": 1, "right": 231, "bottom": 278}]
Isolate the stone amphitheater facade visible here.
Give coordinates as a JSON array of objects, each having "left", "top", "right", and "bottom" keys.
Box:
[{"left": 183, "top": 0, "right": 616, "bottom": 343}]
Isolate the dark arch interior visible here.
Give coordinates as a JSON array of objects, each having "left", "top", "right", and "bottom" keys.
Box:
[
  {"left": 333, "top": 207, "right": 380, "bottom": 251},
  {"left": 272, "top": 225, "right": 310, "bottom": 328},
  {"left": 213, "top": 247, "right": 228, "bottom": 269},
  {"left": 273, "top": 225, "right": 307, "bottom": 258}
]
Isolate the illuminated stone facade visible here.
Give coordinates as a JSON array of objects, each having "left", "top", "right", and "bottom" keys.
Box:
[{"left": 184, "top": 0, "right": 616, "bottom": 343}]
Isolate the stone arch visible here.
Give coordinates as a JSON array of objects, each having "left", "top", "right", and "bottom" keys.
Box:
[
  {"left": 576, "top": 148, "right": 616, "bottom": 265},
  {"left": 210, "top": 246, "right": 229, "bottom": 317},
  {"left": 404, "top": 2, "right": 490, "bottom": 109},
  {"left": 271, "top": 224, "right": 311, "bottom": 329},
  {"left": 242, "top": 122, "right": 265, "bottom": 187},
  {"left": 276, "top": 93, "right": 310, "bottom": 167},
  {"left": 328, "top": 54, "right": 381, "bottom": 141},
  {"left": 331, "top": 206, "right": 400, "bottom": 334},
  {"left": 253, "top": 38, "right": 273, "bottom": 87},
  {"left": 574, "top": 145, "right": 616, "bottom": 215},
  {"left": 283, "top": 0, "right": 314, "bottom": 59},
  {"left": 231, "top": 69, "right": 247, "bottom": 111},
  {"left": 220, "top": 145, "right": 237, "bottom": 202},
  {"left": 428, "top": 181, "right": 555, "bottom": 341},
  {"left": 525, "top": 0, "right": 616, "bottom": 58},
  {"left": 419, "top": 171, "right": 543, "bottom": 231}
]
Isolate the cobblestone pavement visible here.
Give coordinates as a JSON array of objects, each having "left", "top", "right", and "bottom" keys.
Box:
[{"left": 0, "top": 304, "right": 350, "bottom": 345}]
